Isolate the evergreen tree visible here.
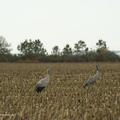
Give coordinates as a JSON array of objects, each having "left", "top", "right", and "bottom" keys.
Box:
[{"left": 0, "top": 36, "right": 12, "bottom": 54}]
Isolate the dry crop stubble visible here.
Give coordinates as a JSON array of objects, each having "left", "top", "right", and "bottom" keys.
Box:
[{"left": 0, "top": 63, "right": 120, "bottom": 120}]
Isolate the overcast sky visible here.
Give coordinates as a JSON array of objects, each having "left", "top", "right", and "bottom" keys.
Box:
[{"left": 0, "top": 0, "right": 120, "bottom": 54}]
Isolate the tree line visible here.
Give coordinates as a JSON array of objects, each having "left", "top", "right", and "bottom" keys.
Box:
[{"left": 0, "top": 35, "right": 119, "bottom": 62}]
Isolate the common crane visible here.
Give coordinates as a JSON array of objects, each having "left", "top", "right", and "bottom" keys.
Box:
[
  {"left": 35, "top": 67, "right": 50, "bottom": 93},
  {"left": 83, "top": 64, "right": 100, "bottom": 87}
]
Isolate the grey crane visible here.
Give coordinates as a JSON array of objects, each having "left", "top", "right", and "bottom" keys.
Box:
[
  {"left": 83, "top": 64, "right": 100, "bottom": 87},
  {"left": 35, "top": 67, "right": 50, "bottom": 93}
]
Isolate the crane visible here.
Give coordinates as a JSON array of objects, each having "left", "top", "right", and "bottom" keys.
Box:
[
  {"left": 83, "top": 64, "right": 100, "bottom": 87},
  {"left": 35, "top": 67, "right": 50, "bottom": 93}
]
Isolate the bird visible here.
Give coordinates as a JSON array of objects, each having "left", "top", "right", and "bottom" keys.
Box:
[
  {"left": 83, "top": 63, "right": 100, "bottom": 87},
  {"left": 35, "top": 67, "right": 50, "bottom": 93}
]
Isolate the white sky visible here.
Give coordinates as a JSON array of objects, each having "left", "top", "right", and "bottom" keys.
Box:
[{"left": 0, "top": 0, "right": 120, "bottom": 54}]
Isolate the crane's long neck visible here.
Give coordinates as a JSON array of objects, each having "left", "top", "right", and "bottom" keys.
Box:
[
  {"left": 47, "top": 69, "right": 50, "bottom": 74},
  {"left": 96, "top": 70, "right": 99, "bottom": 74},
  {"left": 47, "top": 69, "right": 50, "bottom": 79},
  {"left": 96, "top": 65, "right": 99, "bottom": 71}
]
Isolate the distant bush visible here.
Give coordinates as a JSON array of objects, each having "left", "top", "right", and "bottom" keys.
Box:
[{"left": 0, "top": 51, "right": 120, "bottom": 63}]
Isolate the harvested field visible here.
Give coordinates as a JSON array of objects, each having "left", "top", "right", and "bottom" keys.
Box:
[{"left": 0, "top": 63, "right": 120, "bottom": 120}]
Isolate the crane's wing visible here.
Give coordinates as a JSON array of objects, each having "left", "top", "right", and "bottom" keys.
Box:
[
  {"left": 83, "top": 72, "right": 100, "bottom": 86},
  {"left": 36, "top": 76, "right": 49, "bottom": 87}
]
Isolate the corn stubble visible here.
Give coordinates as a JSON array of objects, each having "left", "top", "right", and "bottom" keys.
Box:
[{"left": 0, "top": 63, "right": 120, "bottom": 120}]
